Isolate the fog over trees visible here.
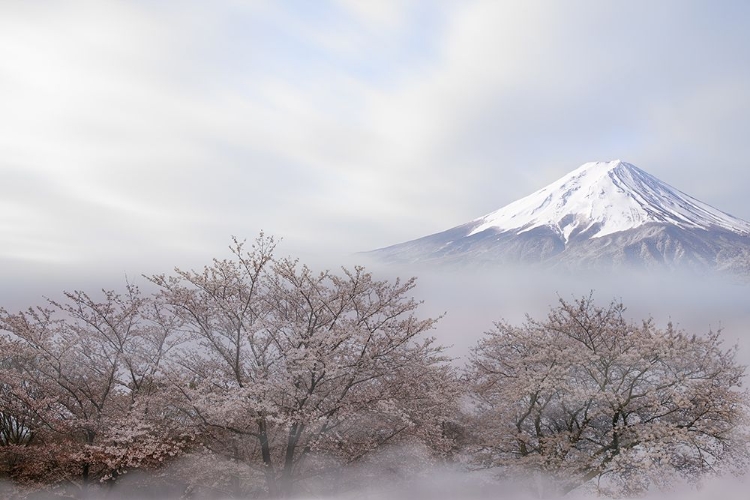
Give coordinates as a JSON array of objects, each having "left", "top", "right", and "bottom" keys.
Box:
[{"left": 0, "top": 236, "right": 748, "bottom": 499}]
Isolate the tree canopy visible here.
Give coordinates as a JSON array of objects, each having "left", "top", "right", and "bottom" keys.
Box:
[
  {"left": 469, "top": 295, "right": 750, "bottom": 496},
  {"left": 0, "top": 235, "right": 459, "bottom": 498}
]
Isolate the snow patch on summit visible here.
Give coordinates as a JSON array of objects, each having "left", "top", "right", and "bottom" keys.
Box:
[{"left": 469, "top": 160, "right": 750, "bottom": 242}]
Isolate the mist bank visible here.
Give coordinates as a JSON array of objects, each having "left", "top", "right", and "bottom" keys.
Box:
[
  {"left": 1, "top": 460, "right": 747, "bottom": 500},
  {"left": 4, "top": 247, "right": 749, "bottom": 366},
  {"left": 358, "top": 260, "right": 750, "bottom": 367}
]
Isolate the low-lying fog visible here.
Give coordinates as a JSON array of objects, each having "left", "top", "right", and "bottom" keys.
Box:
[
  {"left": 1, "top": 463, "right": 747, "bottom": 500},
  {"left": 5, "top": 250, "right": 748, "bottom": 367},
  {"left": 354, "top": 261, "right": 750, "bottom": 369}
]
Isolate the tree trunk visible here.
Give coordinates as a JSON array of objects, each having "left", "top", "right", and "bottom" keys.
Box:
[
  {"left": 258, "top": 419, "right": 278, "bottom": 497},
  {"left": 279, "top": 422, "right": 303, "bottom": 498}
]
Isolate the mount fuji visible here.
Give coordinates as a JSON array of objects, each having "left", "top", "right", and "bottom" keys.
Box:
[{"left": 368, "top": 160, "right": 750, "bottom": 273}]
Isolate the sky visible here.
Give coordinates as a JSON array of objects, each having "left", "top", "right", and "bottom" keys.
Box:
[{"left": 2, "top": 0, "right": 750, "bottom": 294}]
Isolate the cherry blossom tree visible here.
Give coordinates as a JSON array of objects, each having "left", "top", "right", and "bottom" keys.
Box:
[
  {"left": 468, "top": 295, "right": 750, "bottom": 497},
  {"left": 0, "top": 336, "right": 37, "bottom": 448},
  {"left": 150, "top": 235, "right": 460, "bottom": 497},
  {"left": 0, "top": 285, "right": 187, "bottom": 489}
]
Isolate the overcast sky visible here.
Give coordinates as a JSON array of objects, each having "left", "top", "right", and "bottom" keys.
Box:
[{"left": 3, "top": 0, "right": 750, "bottom": 285}]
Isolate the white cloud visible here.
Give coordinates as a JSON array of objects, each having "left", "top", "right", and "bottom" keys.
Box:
[{"left": 0, "top": 0, "right": 749, "bottom": 274}]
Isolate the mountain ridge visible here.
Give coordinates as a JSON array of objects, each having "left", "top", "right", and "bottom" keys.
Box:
[{"left": 368, "top": 161, "right": 750, "bottom": 274}]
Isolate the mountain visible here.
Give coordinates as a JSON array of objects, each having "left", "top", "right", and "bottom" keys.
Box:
[{"left": 368, "top": 160, "right": 750, "bottom": 273}]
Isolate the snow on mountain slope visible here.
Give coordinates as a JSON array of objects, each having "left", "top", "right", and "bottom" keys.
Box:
[
  {"left": 469, "top": 160, "right": 750, "bottom": 242},
  {"left": 368, "top": 160, "right": 750, "bottom": 274}
]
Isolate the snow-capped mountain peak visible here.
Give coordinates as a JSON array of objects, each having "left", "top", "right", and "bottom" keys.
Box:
[
  {"left": 469, "top": 160, "right": 750, "bottom": 242},
  {"left": 368, "top": 160, "right": 750, "bottom": 274}
]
